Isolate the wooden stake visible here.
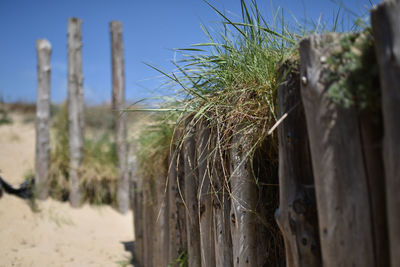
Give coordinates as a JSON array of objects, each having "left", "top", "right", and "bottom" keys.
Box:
[
  {"left": 371, "top": 1, "right": 400, "bottom": 265},
  {"left": 110, "top": 21, "right": 129, "bottom": 213},
  {"left": 35, "top": 39, "right": 51, "bottom": 200},
  {"left": 67, "top": 17, "right": 84, "bottom": 207},
  {"left": 211, "top": 127, "right": 233, "bottom": 267},
  {"left": 168, "top": 127, "right": 188, "bottom": 265},
  {"left": 275, "top": 60, "right": 321, "bottom": 267},
  {"left": 299, "top": 33, "right": 375, "bottom": 267},
  {"left": 184, "top": 116, "right": 201, "bottom": 267},
  {"left": 196, "top": 119, "right": 216, "bottom": 267},
  {"left": 229, "top": 130, "right": 258, "bottom": 267}
]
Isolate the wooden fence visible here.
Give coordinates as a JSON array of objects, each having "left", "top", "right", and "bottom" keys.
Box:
[
  {"left": 132, "top": 0, "right": 400, "bottom": 266},
  {"left": 133, "top": 116, "right": 284, "bottom": 267}
]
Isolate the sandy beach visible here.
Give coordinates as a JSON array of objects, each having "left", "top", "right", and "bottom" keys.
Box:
[{"left": 0, "top": 112, "right": 134, "bottom": 267}]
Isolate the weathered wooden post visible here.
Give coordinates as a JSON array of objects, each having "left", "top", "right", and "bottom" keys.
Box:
[
  {"left": 142, "top": 177, "right": 154, "bottom": 267},
  {"left": 211, "top": 127, "right": 233, "bottom": 267},
  {"left": 274, "top": 60, "right": 321, "bottom": 267},
  {"left": 229, "top": 129, "right": 258, "bottom": 267},
  {"left": 299, "top": 33, "right": 376, "bottom": 267},
  {"left": 371, "top": 1, "right": 400, "bottom": 265},
  {"left": 168, "top": 127, "right": 188, "bottom": 265},
  {"left": 184, "top": 115, "right": 201, "bottom": 267},
  {"left": 35, "top": 39, "right": 52, "bottom": 200},
  {"left": 132, "top": 176, "right": 144, "bottom": 266},
  {"left": 129, "top": 147, "right": 144, "bottom": 266},
  {"left": 110, "top": 21, "right": 129, "bottom": 214},
  {"left": 139, "top": 159, "right": 169, "bottom": 267},
  {"left": 196, "top": 118, "right": 216, "bottom": 267},
  {"left": 67, "top": 17, "right": 84, "bottom": 207},
  {"left": 153, "top": 169, "right": 169, "bottom": 267}
]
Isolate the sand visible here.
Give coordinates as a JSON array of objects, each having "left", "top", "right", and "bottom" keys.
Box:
[{"left": 0, "top": 112, "right": 134, "bottom": 266}]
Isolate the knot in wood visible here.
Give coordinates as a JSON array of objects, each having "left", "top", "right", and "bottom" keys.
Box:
[{"left": 293, "top": 198, "right": 307, "bottom": 214}]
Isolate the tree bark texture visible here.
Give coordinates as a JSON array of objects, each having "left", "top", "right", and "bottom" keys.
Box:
[
  {"left": 274, "top": 60, "right": 321, "bottom": 267},
  {"left": 371, "top": 1, "right": 400, "bottom": 265},
  {"left": 229, "top": 131, "right": 258, "bottom": 267},
  {"left": 184, "top": 116, "right": 201, "bottom": 267},
  {"left": 110, "top": 21, "right": 129, "bottom": 214},
  {"left": 196, "top": 119, "right": 216, "bottom": 267},
  {"left": 299, "top": 33, "right": 375, "bottom": 267},
  {"left": 168, "top": 127, "right": 188, "bottom": 266},
  {"left": 67, "top": 17, "right": 84, "bottom": 208},
  {"left": 35, "top": 39, "right": 51, "bottom": 200}
]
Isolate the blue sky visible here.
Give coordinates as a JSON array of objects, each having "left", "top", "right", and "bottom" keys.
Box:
[{"left": 0, "top": 0, "right": 377, "bottom": 105}]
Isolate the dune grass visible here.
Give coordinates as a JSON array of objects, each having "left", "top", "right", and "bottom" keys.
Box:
[
  {"left": 133, "top": 1, "right": 298, "bottom": 265},
  {"left": 133, "top": 0, "right": 378, "bottom": 265},
  {"left": 138, "top": 0, "right": 298, "bottom": 161},
  {"left": 48, "top": 103, "right": 119, "bottom": 206},
  {"left": 136, "top": 0, "right": 376, "bottom": 165}
]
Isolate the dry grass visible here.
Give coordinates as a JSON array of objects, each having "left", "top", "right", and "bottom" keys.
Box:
[{"left": 48, "top": 103, "right": 119, "bottom": 206}]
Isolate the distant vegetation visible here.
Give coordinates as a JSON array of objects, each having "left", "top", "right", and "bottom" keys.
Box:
[
  {"left": 0, "top": 101, "right": 134, "bottom": 207},
  {"left": 49, "top": 103, "right": 119, "bottom": 206}
]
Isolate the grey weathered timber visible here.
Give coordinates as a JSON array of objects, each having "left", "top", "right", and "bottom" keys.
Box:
[
  {"left": 130, "top": 149, "right": 144, "bottom": 266},
  {"left": 153, "top": 169, "right": 169, "bottom": 267},
  {"left": 196, "top": 119, "right": 216, "bottom": 267},
  {"left": 132, "top": 179, "right": 144, "bottom": 266},
  {"left": 299, "top": 33, "right": 375, "bottom": 267},
  {"left": 168, "top": 127, "right": 188, "bottom": 265},
  {"left": 35, "top": 39, "right": 52, "bottom": 200},
  {"left": 274, "top": 60, "right": 321, "bottom": 267},
  {"left": 211, "top": 127, "right": 233, "bottom": 267},
  {"left": 371, "top": 1, "right": 400, "bottom": 265},
  {"left": 359, "top": 110, "right": 389, "bottom": 267},
  {"left": 230, "top": 130, "right": 258, "bottom": 267},
  {"left": 110, "top": 21, "right": 129, "bottom": 214},
  {"left": 67, "top": 17, "right": 84, "bottom": 207},
  {"left": 143, "top": 169, "right": 169, "bottom": 267},
  {"left": 184, "top": 116, "right": 201, "bottom": 267},
  {"left": 143, "top": 178, "right": 154, "bottom": 267}
]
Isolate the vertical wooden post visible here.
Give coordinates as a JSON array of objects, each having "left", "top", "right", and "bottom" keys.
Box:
[
  {"left": 168, "top": 127, "right": 188, "bottom": 265},
  {"left": 299, "top": 33, "right": 375, "bottom": 267},
  {"left": 184, "top": 116, "right": 201, "bottom": 267},
  {"left": 371, "top": 1, "right": 400, "bottom": 265},
  {"left": 132, "top": 177, "right": 144, "bottom": 266},
  {"left": 229, "top": 130, "right": 258, "bottom": 267},
  {"left": 196, "top": 119, "right": 216, "bottom": 267},
  {"left": 142, "top": 179, "right": 153, "bottom": 267},
  {"left": 110, "top": 20, "right": 129, "bottom": 214},
  {"left": 35, "top": 39, "right": 51, "bottom": 200},
  {"left": 140, "top": 162, "right": 168, "bottom": 267},
  {"left": 153, "top": 170, "right": 169, "bottom": 267},
  {"left": 67, "top": 17, "right": 84, "bottom": 207},
  {"left": 129, "top": 147, "right": 144, "bottom": 266},
  {"left": 274, "top": 60, "right": 321, "bottom": 267},
  {"left": 211, "top": 127, "right": 233, "bottom": 267},
  {"left": 359, "top": 110, "right": 389, "bottom": 267}
]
